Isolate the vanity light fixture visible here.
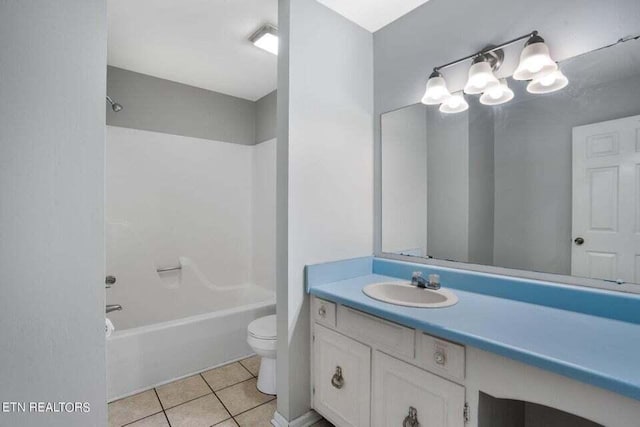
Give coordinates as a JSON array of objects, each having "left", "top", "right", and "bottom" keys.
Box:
[
  {"left": 421, "top": 71, "right": 451, "bottom": 105},
  {"left": 479, "top": 78, "right": 514, "bottom": 105},
  {"left": 513, "top": 34, "right": 558, "bottom": 81},
  {"left": 464, "top": 55, "right": 501, "bottom": 95},
  {"left": 439, "top": 91, "right": 469, "bottom": 114},
  {"left": 420, "top": 30, "right": 566, "bottom": 113},
  {"left": 526, "top": 68, "right": 569, "bottom": 94},
  {"left": 249, "top": 24, "right": 278, "bottom": 55}
]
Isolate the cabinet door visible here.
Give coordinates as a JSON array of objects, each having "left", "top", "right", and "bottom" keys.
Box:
[
  {"left": 372, "top": 351, "right": 465, "bottom": 427},
  {"left": 313, "top": 324, "right": 371, "bottom": 427}
]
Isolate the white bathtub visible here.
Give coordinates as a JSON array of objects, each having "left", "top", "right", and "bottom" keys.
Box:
[
  {"left": 106, "top": 250, "right": 275, "bottom": 400},
  {"left": 107, "top": 297, "right": 274, "bottom": 400}
]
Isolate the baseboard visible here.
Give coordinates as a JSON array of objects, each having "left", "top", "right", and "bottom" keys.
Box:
[{"left": 271, "top": 409, "right": 322, "bottom": 427}]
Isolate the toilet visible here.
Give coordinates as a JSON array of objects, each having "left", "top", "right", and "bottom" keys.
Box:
[{"left": 247, "top": 314, "right": 277, "bottom": 395}]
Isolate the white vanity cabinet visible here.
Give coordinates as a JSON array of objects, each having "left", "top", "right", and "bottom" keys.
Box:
[
  {"left": 311, "top": 297, "right": 467, "bottom": 427},
  {"left": 313, "top": 324, "right": 371, "bottom": 427},
  {"left": 372, "top": 351, "right": 465, "bottom": 427},
  {"left": 310, "top": 296, "right": 640, "bottom": 427}
]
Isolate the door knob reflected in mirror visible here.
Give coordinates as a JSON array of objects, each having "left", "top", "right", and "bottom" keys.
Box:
[{"left": 574, "top": 237, "right": 585, "bottom": 246}]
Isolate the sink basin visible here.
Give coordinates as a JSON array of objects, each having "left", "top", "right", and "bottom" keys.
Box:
[{"left": 362, "top": 282, "right": 458, "bottom": 308}]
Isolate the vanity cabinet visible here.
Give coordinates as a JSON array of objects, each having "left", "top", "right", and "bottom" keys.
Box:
[
  {"left": 337, "top": 305, "right": 415, "bottom": 361},
  {"left": 372, "top": 351, "right": 465, "bottom": 427},
  {"left": 313, "top": 324, "right": 371, "bottom": 427},
  {"left": 311, "top": 297, "right": 467, "bottom": 427},
  {"left": 310, "top": 295, "right": 640, "bottom": 427}
]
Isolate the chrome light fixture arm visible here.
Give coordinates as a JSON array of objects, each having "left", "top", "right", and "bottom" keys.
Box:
[{"left": 432, "top": 30, "right": 538, "bottom": 73}]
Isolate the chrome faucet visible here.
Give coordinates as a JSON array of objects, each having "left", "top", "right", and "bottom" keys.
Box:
[
  {"left": 411, "top": 272, "right": 441, "bottom": 290},
  {"left": 106, "top": 304, "right": 122, "bottom": 314}
]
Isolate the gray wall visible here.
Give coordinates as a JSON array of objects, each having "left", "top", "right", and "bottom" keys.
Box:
[
  {"left": 492, "top": 73, "right": 640, "bottom": 275},
  {"left": 256, "top": 90, "right": 278, "bottom": 143},
  {"left": 380, "top": 102, "right": 495, "bottom": 262},
  {"left": 0, "top": 1, "right": 107, "bottom": 426},
  {"left": 426, "top": 109, "right": 469, "bottom": 261},
  {"left": 373, "top": 0, "right": 640, "bottom": 114},
  {"left": 107, "top": 66, "right": 276, "bottom": 145},
  {"left": 478, "top": 393, "right": 601, "bottom": 427},
  {"left": 381, "top": 104, "right": 427, "bottom": 255},
  {"left": 523, "top": 402, "right": 601, "bottom": 427},
  {"left": 277, "top": 0, "right": 374, "bottom": 422},
  {"left": 373, "top": 0, "right": 640, "bottom": 255},
  {"left": 468, "top": 100, "right": 495, "bottom": 265}
]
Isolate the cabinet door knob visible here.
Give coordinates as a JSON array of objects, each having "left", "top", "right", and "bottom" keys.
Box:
[
  {"left": 434, "top": 350, "right": 446, "bottom": 365},
  {"left": 318, "top": 306, "right": 326, "bottom": 317},
  {"left": 331, "top": 366, "right": 344, "bottom": 389},
  {"left": 403, "top": 406, "right": 420, "bottom": 427}
]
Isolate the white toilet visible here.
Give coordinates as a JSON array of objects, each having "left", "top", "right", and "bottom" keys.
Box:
[{"left": 247, "top": 314, "right": 277, "bottom": 395}]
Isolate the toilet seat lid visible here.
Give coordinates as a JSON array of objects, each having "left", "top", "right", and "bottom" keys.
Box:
[{"left": 248, "top": 314, "right": 276, "bottom": 339}]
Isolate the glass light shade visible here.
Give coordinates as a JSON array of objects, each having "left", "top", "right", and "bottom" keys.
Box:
[
  {"left": 513, "top": 41, "right": 558, "bottom": 81},
  {"left": 464, "top": 60, "right": 500, "bottom": 95},
  {"left": 439, "top": 92, "right": 469, "bottom": 114},
  {"left": 480, "top": 79, "right": 515, "bottom": 105},
  {"left": 527, "top": 69, "right": 569, "bottom": 94},
  {"left": 421, "top": 75, "right": 451, "bottom": 105}
]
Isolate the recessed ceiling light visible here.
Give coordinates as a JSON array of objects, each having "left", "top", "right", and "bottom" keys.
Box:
[{"left": 249, "top": 24, "right": 278, "bottom": 55}]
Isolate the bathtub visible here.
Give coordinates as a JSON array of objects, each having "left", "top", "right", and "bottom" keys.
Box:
[
  {"left": 106, "top": 253, "right": 275, "bottom": 400},
  {"left": 107, "top": 297, "right": 274, "bottom": 400}
]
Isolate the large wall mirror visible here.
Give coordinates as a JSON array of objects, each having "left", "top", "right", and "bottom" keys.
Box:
[{"left": 381, "top": 36, "right": 640, "bottom": 287}]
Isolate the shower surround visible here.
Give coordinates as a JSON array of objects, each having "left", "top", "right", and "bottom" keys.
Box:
[{"left": 105, "top": 126, "right": 276, "bottom": 399}]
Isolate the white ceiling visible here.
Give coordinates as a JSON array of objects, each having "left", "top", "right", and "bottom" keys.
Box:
[
  {"left": 108, "top": 0, "right": 429, "bottom": 100},
  {"left": 316, "top": 0, "right": 431, "bottom": 32},
  {"left": 107, "top": 0, "right": 278, "bottom": 101}
]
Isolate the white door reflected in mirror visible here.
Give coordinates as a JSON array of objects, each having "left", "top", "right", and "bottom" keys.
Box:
[{"left": 571, "top": 115, "right": 640, "bottom": 284}]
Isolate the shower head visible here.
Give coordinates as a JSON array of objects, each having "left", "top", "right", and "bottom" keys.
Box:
[{"left": 106, "top": 96, "right": 123, "bottom": 113}]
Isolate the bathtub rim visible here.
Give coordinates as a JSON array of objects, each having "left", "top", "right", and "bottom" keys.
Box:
[{"left": 107, "top": 296, "right": 275, "bottom": 339}]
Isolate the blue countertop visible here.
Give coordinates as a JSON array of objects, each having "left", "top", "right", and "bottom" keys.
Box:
[{"left": 306, "top": 257, "right": 640, "bottom": 401}]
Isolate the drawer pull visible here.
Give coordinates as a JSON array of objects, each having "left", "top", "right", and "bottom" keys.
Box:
[
  {"left": 434, "top": 350, "right": 446, "bottom": 365},
  {"left": 403, "top": 406, "right": 420, "bottom": 427},
  {"left": 318, "top": 305, "right": 327, "bottom": 317},
  {"left": 331, "top": 366, "right": 344, "bottom": 389}
]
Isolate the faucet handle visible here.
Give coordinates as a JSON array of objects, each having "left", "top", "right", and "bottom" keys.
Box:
[
  {"left": 427, "top": 274, "right": 441, "bottom": 290},
  {"left": 411, "top": 271, "right": 426, "bottom": 288},
  {"left": 105, "top": 275, "right": 116, "bottom": 288}
]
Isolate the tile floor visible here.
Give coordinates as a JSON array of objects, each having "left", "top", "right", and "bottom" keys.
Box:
[{"left": 108, "top": 355, "right": 334, "bottom": 427}]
